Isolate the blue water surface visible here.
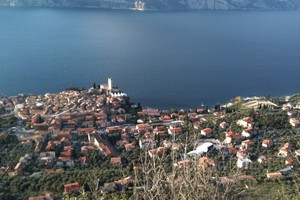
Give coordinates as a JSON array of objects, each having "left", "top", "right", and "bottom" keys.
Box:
[{"left": 0, "top": 8, "right": 299, "bottom": 108}]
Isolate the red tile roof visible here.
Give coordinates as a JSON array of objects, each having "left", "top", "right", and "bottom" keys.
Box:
[
  {"left": 124, "top": 143, "right": 136, "bottom": 150},
  {"left": 64, "top": 182, "right": 80, "bottom": 193},
  {"left": 110, "top": 157, "right": 122, "bottom": 164},
  {"left": 57, "top": 156, "right": 73, "bottom": 162}
]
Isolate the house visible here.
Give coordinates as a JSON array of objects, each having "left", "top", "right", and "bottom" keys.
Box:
[
  {"left": 289, "top": 118, "right": 300, "bottom": 127},
  {"left": 282, "top": 103, "right": 293, "bottom": 110},
  {"left": 285, "top": 157, "right": 294, "bottom": 165},
  {"left": 188, "top": 112, "right": 197, "bottom": 119},
  {"left": 238, "top": 175, "right": 256, "bottom": 182},
  {"left": 80, "top": 156, "right": 88, "bottom": 165},
  {"left": 116, "top": 140, "right": 129, "bottom": 146},
  {"left": 110, "top": 157, "right": 122, "bottom": 164},
  {"left": 219, "top": 122, "right": 227, "bottom": 129},
  {"left": 0, "top": 167, "right": 10, "bottom": 175},
  {"left": 89, "top": 133, "right": 118, "bottom": 156},
  {"left": 241, "top": 140, "right": 253, "bottom": 150},
  {"left": 77, "top": 127, "right": 96, "bottom": 135},
  {"left": 227, "top": 132, "right": 241, "bottom": 139},
  {"left": 14, "top": 162, "right": 26, "bottom": 171},
  {"left": 53, "top": 130, "right": 72, "bottom": 141},
  {"left": 124, "top": 143, "right": 136, "bottom": 151},
  {"left": 34, "top": 141, "right": 43, "bottom": 153},
  {"left": 81, "top": 120, "right": 94, "bottom": 128},
  {"left": 266, "top": 172, "right": 282, "bottom": 179},
  {"left": 106, "top": 126, "right": 122, "bottom": 134},
  {"left": 28, "top": 193, "right": 54, "bottom": 200},
  {"left": 279, "top": 166, "right": 295, "bottom": 176},
  {"left": 236, "top": 150, "right": 248, "bottom": 159},
  {"left": 81, "top": 145, "right": 95, "bottom": 156},
  {"left": 99, "top": 143, "right": 117, "bottom": 156},
  {"left": 282, "top": 143, "right": 292, "bottom": 151},
  {"left": 172, "top": 143, "right": 182, "bottom": 151},
  {"left": 46, "top": 141, "right": 56, "bottom": 150},
  {"left": 39, "top": 151, "right": 56, "bottom": 164},
  {"left": 287, "top": 111, "right": 295, "bottom": 117},
  {"left": 60, "top": 150, "right": 72, "bottom": 157},
  {"left": 160, "top": 115, "right": 172, "bottom": 122},
  {"left": 196, "top": 108, "right": 207, "bottom": 114},
  {"left": 224, "top": 136, "right": 232, "bottom": 144},
  {"left": 142, "top": 109, "right": 161, "bottom": 116},
  {"left": 168, "top": 127, "right": 183, "bottom": 135},
  {"left": 139, "top": 138, "right": 156, "bottom": 149},
  {"left": 64, "top": 182, "right": 80, "bottom": 193},
  {"left": 96, "top": 120, "right": 107, "bottom": 128},
  {"left": 278, "top": 148, "right": 289, "bottom": 157},
  {"left": 121, "top": 133, "right": 130, "bottom": 140},
  {"left": 96, "top": 113, "right": 108, "bottom": 120},
  {"left": 257, "top": 155, "right": 267, "bottom": 163},
  {"left": 237, "top": 117, "right": 254, "bottom": 128},
  {"left": 20, "top": 140, "right": 34, "bottom": 147},
  {"left": 193, "top": 123, "right": 201, "bottom": 130},
  {"left": 227, "top": 145, "right": 237, "bottom": 155},
  {"left": 102, "top": 182, "right": 121, "bottom": 193},
  {"left": 33, "top": 123, "right": 49, "bottom": 131},
  {"left": 295, "top": 149, "right": 300, "bottom": 156},
  {"left": 173, "top": 160, "right": 190, "bottom": 169},
  {"left": 200, "top": 128, "right": 213, "bottom": 136},
  {"left": 89, "top": 133, "right": 105, "bottom": 148},
  {"left": 19, "top": 154, "right": 32, "bottom": 163},
  {"left": 262, "top": 139, "right": 272, "bottom": 148},
  {"left": 241, "top": 128, "right": 256, "bottom": 138},
  {"left": 56, "top": 157, "right": 74, "bottom": 167},
  {"left": 237, "top": 158, "right": 252, "bottom": 169},
  {"left": 168, "top": 120, "right": 184, "bottom": 128},
  {"left": 66, "top": 119, "right": 76, "bottom": 129},
  {"left": 219, "top": 177, "right": 235, "bottom": 184},
  {"left": 136, "top": 123, "right": 152, "bottom": 133},
  {"left": 148, "top": 147, "right": 167, "bottom": 158},
  {"left": 162, "top": 140, "right": 181, "bottom": 151},
  {"left": 8, "top": 170, "right": 23, "bottom": 177},
  {"left": 188, "top": 142, "right": 213, "bottom": 156},
  {"left": 153, "top": 126, "right": 167, "bottom": 136},
  {"left": 44, "top": 168, "right": 64, "bottom": 174},
  {"left": 162, "top": 140, "right": 172, "bottom": 149},
  {"left": 198, "top": 156, "right": 218, "bottom": 171},
  {"left": 35, "top": 135, "right": 46, "bottom": 143},
  {"left": 145, "top": 132, "right": 153, "bottom": 138},
  {"left": 115, "top": 176, "right": 134, "bottom": 185},
  {"left": 278, "top": 143, "right": 292, "bottom": 157}
]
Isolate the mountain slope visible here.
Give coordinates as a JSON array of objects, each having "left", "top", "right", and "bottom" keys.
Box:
[
  {"left": 144, "top": 0, "right": 297, "bottom": 10},
  {"left": 0, "top": 0, "right": 298, "bottom": 10}
]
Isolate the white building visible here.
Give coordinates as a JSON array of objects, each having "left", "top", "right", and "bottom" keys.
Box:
[
  {"left": 237, "top": 158, "right": 252, "bottom": 169},
  {"left": 237, "top": 117, "right": 254, "bottom": 128},
  {"left": 139, "top": 139, "right": 156, "bottom": 149},
  {"left": 187, "top": 142, "right": 213, "bottom": 156}
]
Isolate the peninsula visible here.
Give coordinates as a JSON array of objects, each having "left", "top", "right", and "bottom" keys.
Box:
[{"left": 0, "top": 78, "right": 300, "bottom": 199}]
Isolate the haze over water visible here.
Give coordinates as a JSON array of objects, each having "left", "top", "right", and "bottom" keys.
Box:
[{"left": 0, "top": 8, "right": 299, "bottom": 109}]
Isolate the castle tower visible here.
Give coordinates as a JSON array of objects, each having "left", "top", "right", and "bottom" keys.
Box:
[{"left": 108, "top": 77, "right": 113, "bottom": 91}]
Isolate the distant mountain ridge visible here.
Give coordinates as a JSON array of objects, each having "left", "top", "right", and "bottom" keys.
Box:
[{"left": 0, "top": 0, "right": 299, "bottom": 10}]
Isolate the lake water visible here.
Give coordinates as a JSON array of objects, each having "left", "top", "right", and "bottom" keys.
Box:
[{"left": 0, "top": 8, "right": 299, "bottom": 109}]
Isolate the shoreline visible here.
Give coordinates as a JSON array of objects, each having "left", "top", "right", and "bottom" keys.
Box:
[
  {"left": 0, "top": 5, "right": 298, "bottom": 11},
  {"left": 1, "top": 88, "right": 299, "bottom": 111}
]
